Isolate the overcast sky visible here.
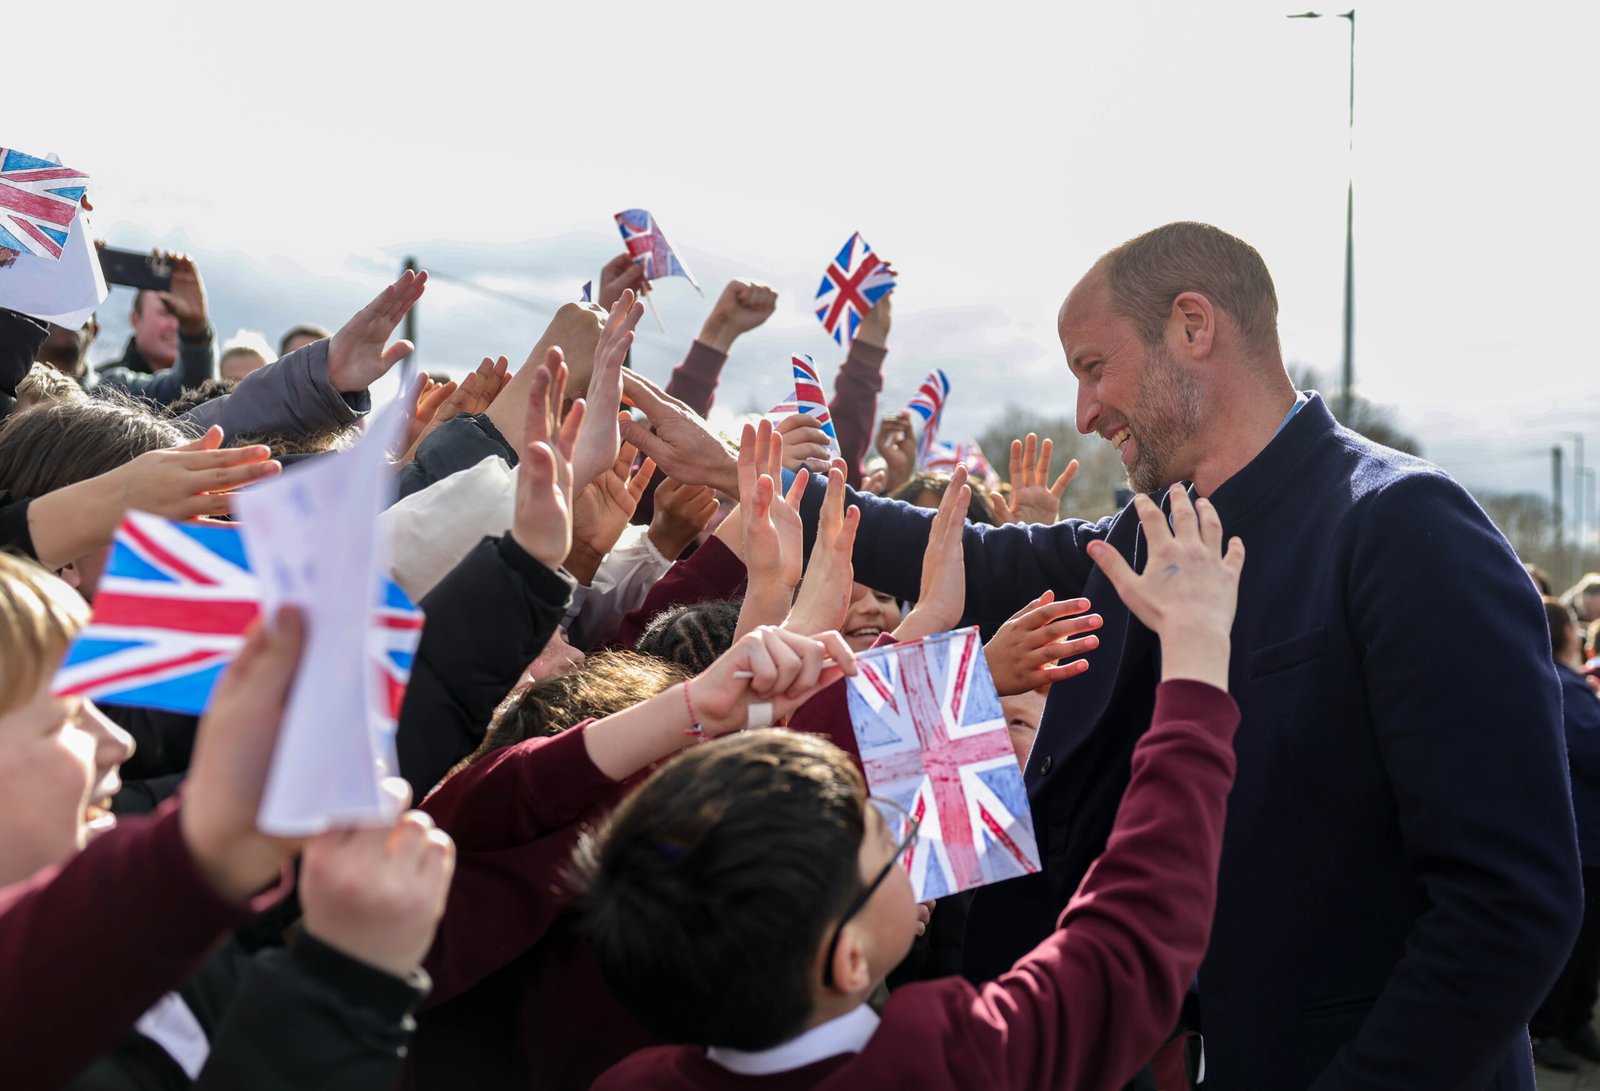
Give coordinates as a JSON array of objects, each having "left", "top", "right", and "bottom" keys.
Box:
[{"left": 11, "top": 0, "right": 1598, "bottom": 516}]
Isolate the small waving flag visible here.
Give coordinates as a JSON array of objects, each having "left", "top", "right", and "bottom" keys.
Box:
[
  {"left": 906, "top": 368, "right": 951, "bottom": 467},
  {"left": 845, "top": 627, "right": 1041, "bottom": 901},
  {"left": 766, "top": 353, "right": 840, "bottom": 458},
  {"left": 53, "top": 512, "right": 424, "bottom": 717},
  {"left": 580, "top": 280, "right": 593, "bottom": 303},
  {"left": 926, "top": 439, "right": 1000, "bottom": 488},
  {"left": 0, "top": 147, "right": 89, "bottom": 262},
  {"left": 815, "top": 231, "right": 895, "bottom": 347},
  {"left": 615, "top": 209, "right": 700, "bottom": 292}
]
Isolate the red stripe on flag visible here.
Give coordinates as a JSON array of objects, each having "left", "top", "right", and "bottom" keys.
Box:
[
  {"left": 92, "top": 591, "right": 259, "bottom": 635},
  {"left": 7, "top": 216, "right": 62, "bottom": 258},
  {"left": 978, "top": 803, "right": 1039, "bottom": 874},
  {"left": 3, "top": 168, "right": 87, "bottom": 183},
  {"left": 57, "top": 648, "right": 223, "bottom": 697},
  {"left": 121, "top": 520, "right": 220, "bottom": 587},
  {"left": 0, "top": 181, "right": 78, "bottom": 226}
]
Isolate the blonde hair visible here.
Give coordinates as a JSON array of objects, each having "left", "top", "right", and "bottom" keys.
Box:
[
  {"left": 0, "top": 553, "right": 88, "bottom": 715},
  {"left": 13, "top": 363, "right": 87, "bottom": 412}
]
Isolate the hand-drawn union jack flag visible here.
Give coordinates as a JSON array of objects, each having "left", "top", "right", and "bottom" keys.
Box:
[
  {"left": 55, "top": 512, "right": 423, "bottom": 716},
  {"left": 0, "top": 147, "right": 89, "bottom": 261},
  {"left": 814, "top": 231, "right": 895, "bottom": 347},
  {"left": 615, "top": 209, "right": 700, "bottom": 291},
  {"left": 844, "top": 627, "right": 1041, "bottom": 901},
  {"left": 766, "top": 354, "right": 840, "bottom": 458}
]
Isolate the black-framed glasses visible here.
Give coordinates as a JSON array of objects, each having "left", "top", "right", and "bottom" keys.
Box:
[{"left": 821, "top": 795, "right": 921, "bottom": 988}]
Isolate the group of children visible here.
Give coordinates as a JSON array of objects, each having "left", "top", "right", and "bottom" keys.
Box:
[{"left": 0, "top": 252, "right": 1250, "bottom": 1090}]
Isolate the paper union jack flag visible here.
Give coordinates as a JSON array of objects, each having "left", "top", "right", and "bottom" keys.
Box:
[
  {"left": 926, "top": 439, "right": 1000, "bottom": 487},
  {"left": 845, "top": 627, "right": 1041, "bottom": 901},
  {"left": 766, "top": 354, "right": 840, "bottom": 458},
  {"left": 0, "top": 147, "right": 89, "bottom": 262},
  {"left": 615, "top": 209, "right": 699, "bottom": 291},
  {"left": 906, "top": 368, "right": 950, "bottom": 466},
  {"left": 814, "top": 231, "right": 895, "bottom": 347},
  {"left": 54, "top": 512, "right": 422, "bottom": 716}
]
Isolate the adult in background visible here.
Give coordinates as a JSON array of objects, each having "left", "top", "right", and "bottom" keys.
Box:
[
  {"left": 96, "top": 253, "right": 218, "bottom": 405},
  {"left": 1531, "top": 596, "right": 1600, "bottom": 1070},
  {"left": 279, "top": 323, "right": 331, "bottom": 357},
  {"left": 620, "top": 221, "right": 1580, "bottom": 1090}
]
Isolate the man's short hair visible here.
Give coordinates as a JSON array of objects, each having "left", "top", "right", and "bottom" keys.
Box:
[
  {"left": 574, "top": 730, "right": 866, "bottom": 1050},
  {"left": 278, "top": 324, "right": 331, "bottom": 356},
  {"left": 1101, "top": 222, "right": 1281, "bottom": 357}
]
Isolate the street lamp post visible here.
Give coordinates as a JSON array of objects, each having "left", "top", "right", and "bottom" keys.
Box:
[{"left": 1290, "top": 9, "right": 1356, "bottom": 423}]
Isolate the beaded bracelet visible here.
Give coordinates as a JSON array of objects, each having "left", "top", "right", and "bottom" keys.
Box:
[{"left": 681, "top": 682, "right": 704, "bottom": 738}]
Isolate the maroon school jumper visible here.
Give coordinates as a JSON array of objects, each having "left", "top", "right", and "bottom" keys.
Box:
[
  {"left": 0, "top": 800, "right": 280, "bottom": 1090},
  {"left": 592, "top": 680, "right": 1240, "bottom": 1091}
]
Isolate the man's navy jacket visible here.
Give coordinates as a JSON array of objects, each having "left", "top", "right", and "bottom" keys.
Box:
[{"left": 801, "top": 393, "right": 1580, "bottom": 1090}]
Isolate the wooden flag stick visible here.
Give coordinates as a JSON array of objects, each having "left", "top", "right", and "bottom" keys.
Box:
[{"left": 643, "top": 290, "right": 667, "bottom": 334}]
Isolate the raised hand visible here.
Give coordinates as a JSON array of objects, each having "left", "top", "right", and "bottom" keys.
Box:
[
  {"left": 572, "top": 289, "right": 645, "bottom": 492},
  {"left": 155, "top": 253, "right": 210, "bottom": 338},
  {"left": 398, "top": 354, "right": 513, "bottom": 464},
  {"left": 896, "top": 465, "right": 970, "bottom": 642},
  {"left": 737, "top": 420, "right": 806, "bottom": 591},
  {"left": 785, "top": 465, "right": 861, "bottom": 637},
  {"left": 326, "top": 269, "right": 427, "bottom": 394},
  {"left": 178, "top": 607, "right": 307, "bottom": 901},
  {"left": 569, "top": 443, "right": 656, "bottom": 583},
  {"left": 776, "top": 412, "right": 834, "bottom": 473},
  {"left": 994, "top": 433, "right": 1077, "bottom": 526},
  {"left": 875, "top": 410, "right": 917, "bottom": 494},
  {"left": 486, "top": 303, "right": 608, "bottom": 453},
  {"left": 855, "top": 288, "right": 893, "bottom": 348},
  {"left": 620, "top": 370, "right": 739, "bottom": 495},
  {"left": 512, "top": 349, "right": 584, "bottom": 570},
  {"left": 699, "top": 279, "right": 779, "bottom": 353},
  {"left": 299, "top": 797, "right": 455, "bottom": 978},
  {"left": 685, "top": 626, "right": 858, "bottom": 736},
  {"left": 598, "top": 251, "right": 649, "bottom": 310},
  {"left": 984, "top": 590, "right": 1103, "bottom": 696},
  {"left": 649, "top": 477, "right": 719, "bottom": 560},
  {"left": 105, "top": 426, "right": 280, "bottom": 520},
  {"left": 1086, "top": 485, "right": 1245, "bottom": 687}
]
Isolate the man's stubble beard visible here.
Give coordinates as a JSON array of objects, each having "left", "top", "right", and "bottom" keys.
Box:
[{"left": 1125, "top": 340, "right": 1204, "bottom": 496}]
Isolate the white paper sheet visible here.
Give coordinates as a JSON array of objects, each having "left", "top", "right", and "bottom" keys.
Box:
[
  {"left": 0, "top": 206, "right": 107, "bottom": 328},
  {"left": 235, "top": 377, "right": 416, "bottom": 836}
]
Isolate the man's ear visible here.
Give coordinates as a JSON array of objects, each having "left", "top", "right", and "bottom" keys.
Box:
[{"left": 1169, "top": 291, "right": 1216, "bottom": 361}]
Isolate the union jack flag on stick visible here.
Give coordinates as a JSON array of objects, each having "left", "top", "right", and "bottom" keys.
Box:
[
  {"left": 845, "top": 627, "right": 1042, "bottom": 901},
  {"left": 765, "top": 354, "right": 840, "bottom": 458},
  {"left": 906, "top": 368, "right": 950, "bottom": 467},
  {"left": 615, "top": 208, "right": 700, "bottom": 292},
  {"left": 926, "top": 439, "right": 1000, "bottom": 488},
  {"left": 814, "top": 231, "right": 895, "bottom": 347},
  {"left": 0, "top": 147, "right": 89, "bottom": 262}
]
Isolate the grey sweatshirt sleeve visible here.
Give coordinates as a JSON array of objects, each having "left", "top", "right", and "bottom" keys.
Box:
[{"left": 179, "top": 339, "right": 369, "bottom": 442}]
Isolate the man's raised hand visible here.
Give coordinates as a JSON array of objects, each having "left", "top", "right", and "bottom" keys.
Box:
[
  {"left": 1086, "top": 486, "right": 1244, "bottom": 688},
  {"left": 327, "top": 269, "right": 427, "bottom": 394},
  {"left": 620, "top": 370, "right": 739, "bottom": 495}
]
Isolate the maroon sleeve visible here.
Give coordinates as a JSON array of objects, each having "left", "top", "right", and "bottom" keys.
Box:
[
  {"left": 0, "top": 802, "right": 267, "bottom": 1089},
  {"left": 896, "top": 679, "right": 1240, "bottom": 1091},
  {"left": 828, "top": 339, "right": 887, "bottom": 488},
  {"left": 605, "top": 534, "right": 747, "bottom": 650},
  {"left": 663, "top": 340, "right": 728, "bottom": 418},
  {"left": 421, "top": 723, "right": 634, "bottom": 1006}
]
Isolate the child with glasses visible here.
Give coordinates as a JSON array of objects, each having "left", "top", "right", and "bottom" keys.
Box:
[{"left": 574, "top": 486, "right": 1246, "bottom": 1090}]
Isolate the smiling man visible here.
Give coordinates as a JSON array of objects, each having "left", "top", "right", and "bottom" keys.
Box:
[{"left": 837, "top": 221, "right": 1579, "bottom": 1090}]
